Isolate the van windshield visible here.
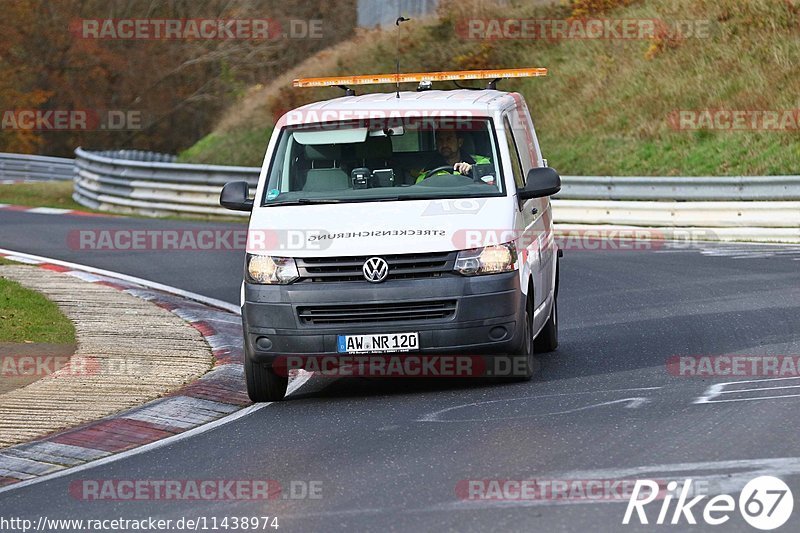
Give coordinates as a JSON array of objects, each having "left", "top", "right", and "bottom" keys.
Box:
[{"left": 261, "top": 118, "right": 504, "bottom": 205}]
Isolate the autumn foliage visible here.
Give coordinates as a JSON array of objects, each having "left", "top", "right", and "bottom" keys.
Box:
[{"left": 0, "top": 0, "right": 356, "bottom": 156}]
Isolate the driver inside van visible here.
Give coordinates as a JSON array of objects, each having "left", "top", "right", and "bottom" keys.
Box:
[{"left": 414, "top": 130, "right": 491, "bottom": 184}]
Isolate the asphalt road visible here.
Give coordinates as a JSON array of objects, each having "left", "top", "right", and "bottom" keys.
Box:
[
  {"left": 2, "top": 209, "right": 800, "bottom": 532},
  {"left": 0, "top": 211, "right": 245, "bottom": 302}
]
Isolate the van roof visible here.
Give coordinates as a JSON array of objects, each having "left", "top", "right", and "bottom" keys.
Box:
[{"left": 291, "top": 89, "right": 519, "bottom": 116}]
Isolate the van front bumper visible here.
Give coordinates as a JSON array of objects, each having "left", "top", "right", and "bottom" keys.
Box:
[{"left": 242, "top": 271, "right": 525, "bottom": 365}]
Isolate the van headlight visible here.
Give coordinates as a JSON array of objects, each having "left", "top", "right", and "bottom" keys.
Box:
[
  {"left": 454, "top": 242, "right": 518, "bottom": 276},
  {"left": 245, "top": 254, "right": 300, "bottom": 284}
]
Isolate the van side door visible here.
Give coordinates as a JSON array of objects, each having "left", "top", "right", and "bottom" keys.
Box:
[
  {"left": 506, "top": 98, "right": 556, "bottom": 320},
  {"left": 502, "top": 113, "right": 547, "bottom": 316}
]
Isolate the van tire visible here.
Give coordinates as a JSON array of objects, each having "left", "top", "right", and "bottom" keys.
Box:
[
  {"left": 501, "top": 294, "right": 535, "bottom": 382},
  {"left": 245, "top": 357, "right": 288, "bottom": 402},
  {"left": 534, "top": 293, "right": 558, "bottom": 353}
]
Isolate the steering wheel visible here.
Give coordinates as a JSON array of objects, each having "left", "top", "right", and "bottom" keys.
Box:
[{"left": 421, "top": 165, "right": 459, "bottom": 180}]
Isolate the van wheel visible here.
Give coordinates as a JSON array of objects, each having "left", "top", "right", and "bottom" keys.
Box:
[
  {"left": 245, "top": 357, "right": 288, "bottom": 402},
  {"left": 503, "top": 296, "right": 535, "bottom": 382},
  {"left": 534, "top": 292, "right": 558, "bottom": 354}
]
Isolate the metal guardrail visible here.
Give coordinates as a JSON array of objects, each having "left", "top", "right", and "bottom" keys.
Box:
[
  {"left": 555, "top": 175, "right": 800, "bottom": 201},
  {"left": 551, "top": 200, "right": 800, "bottom": 228},
  {"left": 65, "top": 148, "right": 800, "bottom": 239},
  {"left": 0, "top": 152, "right": 74, "bottom": 182},
  {"left": 90, "top": 150, "right": 177, "bottom": 163},
  {"left": 73, "top": 148, "right": 257, "bottom": 217}
]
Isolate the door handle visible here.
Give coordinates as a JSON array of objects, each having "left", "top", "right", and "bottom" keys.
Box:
[{"left": 531, "top": 207, "right": 538, "bottom": 215}]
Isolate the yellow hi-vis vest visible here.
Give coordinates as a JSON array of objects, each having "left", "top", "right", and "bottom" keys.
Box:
[{"left": 415, "top": 154, "right": 491, "bottom": 184}]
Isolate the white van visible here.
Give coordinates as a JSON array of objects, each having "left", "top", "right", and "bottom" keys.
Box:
[{"left": 221, "top": 69, "right": 562, "bottom": 401}]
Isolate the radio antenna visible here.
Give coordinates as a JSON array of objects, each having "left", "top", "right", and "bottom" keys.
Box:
[{"left": 395, "top": 16, "right": 410, "bottom": 98}]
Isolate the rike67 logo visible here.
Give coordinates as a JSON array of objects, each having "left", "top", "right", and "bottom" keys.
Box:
[{"left": 623, "top": 476, "right": 793, "bottom": 530}]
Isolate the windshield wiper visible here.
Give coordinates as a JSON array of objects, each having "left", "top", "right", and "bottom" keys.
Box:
[
  {"left": 369, "top": 195, "right": 456, "bottom": 202},
  {"left": 265, "top": 198, "right": 344, "bottom": 206},
  {"left": 265, "top": 194, "right": 485, "bottom": 206},
  {"left": 266, "top": 197, "right": 403, "bottom": 206}
]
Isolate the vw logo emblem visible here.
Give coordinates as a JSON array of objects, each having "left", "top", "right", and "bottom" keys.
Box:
[{"left": 363, "top": 257, "right": 389, "bottom": 283}]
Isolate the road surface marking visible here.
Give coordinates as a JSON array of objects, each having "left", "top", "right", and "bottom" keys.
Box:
[
  {"left": 417, "top": 387, "right": 660, "bottom": 422},
  {"left": 695, "top": 377, "right": 800, "bottom": 404}
]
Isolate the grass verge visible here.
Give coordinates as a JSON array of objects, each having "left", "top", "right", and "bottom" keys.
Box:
[
  {"left": 0, "top": 275, "right": 76, "bottom": 344},
  {"left": 180, "top": 0, "right": 800, "bottom": 175},
  {"left": 0, "top": 181, "right": 87, "bottom": 211}
]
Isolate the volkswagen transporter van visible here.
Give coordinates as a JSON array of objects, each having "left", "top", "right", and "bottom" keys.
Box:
[{"left": 221, "top": 68, "right": 562, "bottom": 401}]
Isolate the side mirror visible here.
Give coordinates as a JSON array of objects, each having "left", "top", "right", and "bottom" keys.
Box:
[
  {"left": 220, "top": 181, "right": 254, "bottom": 212},
  {"left": 518, "top": 167, "right": 561, "bottom": 200}
]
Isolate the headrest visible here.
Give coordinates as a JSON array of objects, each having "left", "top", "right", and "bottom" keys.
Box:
[
  {"left": 354, "top": 135, "right": 393, "bottom": 160},
  {"left": 459, "top": 132, "right": 476, "bottom": 154},
  {"left": 304, "top": 144, "right": 342, "bottom": 160}
]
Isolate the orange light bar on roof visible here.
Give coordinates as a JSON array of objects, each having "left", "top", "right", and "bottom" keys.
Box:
[{"left": 292, "top": 68, "right": 547, "bottom": 88}]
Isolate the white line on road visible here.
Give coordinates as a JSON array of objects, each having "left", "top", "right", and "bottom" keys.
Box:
[
  {"left": 417, "top": 386, "right": 661, "bottom": 423},
  {"left": 719, "top": 384, "right": 800, "bottom": 394},
  {"left": 0, "top": 247, "right": 239, "bottom": 314},
  {"left": 698, "top": 393, "right": 800, "bottom": 404},
  {"left": 695, "top": 377, "right": 800, "bottom": 404},
  {"left": 24, "top": 207, "right": 72, "bottom": 215}
]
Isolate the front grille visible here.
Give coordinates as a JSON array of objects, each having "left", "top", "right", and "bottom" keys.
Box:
[
  {"left": 297, "top": 300, "right": 457, "bottom": 325},
  {"left": 296, "top": 251, "right": 456, "bottom": 283}
]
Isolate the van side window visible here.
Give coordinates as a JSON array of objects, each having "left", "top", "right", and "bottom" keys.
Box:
[{"left": 503, "top": 117, "right": 525, "bottom": 189}]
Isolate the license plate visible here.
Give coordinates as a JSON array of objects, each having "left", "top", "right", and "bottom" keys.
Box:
[{"left": 337, "top": 332, "right": 419, "bottom": 354}]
